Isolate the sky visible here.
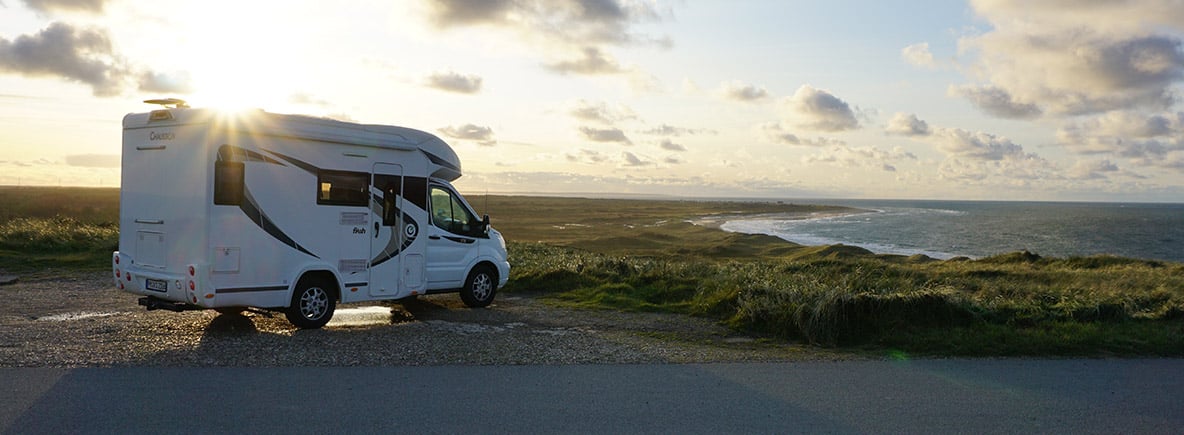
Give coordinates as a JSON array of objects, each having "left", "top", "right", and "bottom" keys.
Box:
[{"left": 1, "top": 0, "right": 1183, "bottom": 202}]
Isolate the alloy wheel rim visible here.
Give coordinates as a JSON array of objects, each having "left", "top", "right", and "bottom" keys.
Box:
[
  {"left": 301, "top": 287, "right": 328, "bottom": 319},
  {"left": 473, "top": 274, "right": 492, "bottom": 301}
]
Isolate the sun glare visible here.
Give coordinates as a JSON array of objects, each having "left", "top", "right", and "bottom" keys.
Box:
[{"left": 164, "top": 2, "right": 311, "bottom": 112}]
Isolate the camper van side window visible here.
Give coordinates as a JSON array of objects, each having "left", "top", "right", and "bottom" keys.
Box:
[
  {"left": 317, "top": 170, "right": 369, "bottom": 207},
  {"left": 213, "top": 160, "right": 244, "bottom": 205}
]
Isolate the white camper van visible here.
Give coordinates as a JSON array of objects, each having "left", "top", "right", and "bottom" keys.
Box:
[{"left": 112, "top": 99, "right": 510, "bottom": 328}]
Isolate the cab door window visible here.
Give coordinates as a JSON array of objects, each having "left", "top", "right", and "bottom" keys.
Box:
[{"left": 429, "top": 186, "right": 479, "bottom": 236}]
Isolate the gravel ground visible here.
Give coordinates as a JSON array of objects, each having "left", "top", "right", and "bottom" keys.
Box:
[{"left": 0, "top": 271, "right": 851, "bottom": 367}]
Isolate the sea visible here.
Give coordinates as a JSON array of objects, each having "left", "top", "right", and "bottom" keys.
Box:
[{"left": 718, "top": 200, "right": 1184, "bottom": 263}]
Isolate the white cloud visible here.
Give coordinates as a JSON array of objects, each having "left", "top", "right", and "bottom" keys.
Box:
[
  {"left": 621, "top": 151, "right": 652, "bottom": 167},
  {"left": 0, "top": 22, "right": 195, "bottom": 97},
  {"left": 568, "top": 99, "right": 637, "bottom": 124},
  {"left": 1068, "top": 159, "right": 1122, "bottom": 180},
  {"left": 658, "top": 139, "right": 685, "bottom": 151},
  {"left": 424, "top": 70, "right": 483, "bottom": 94},
  {"left": 21, "top": 0, "right": 106, "bottom": 13},
  {"left": 565, "top": 149, "right": 609, "bottom": 164},
  {"left": 803, "top": 146, "right": 917, "bottom": 172},
  {"left": 901, "top": 42, "right": 935, "bottom": 68},
  {"left": 948, "top": 85, "right": 1042, "bottom": 120},
  {"left": 639, "top": 124, "right": 714, "bottom": 136},
  {"left": 578, "top": 126, "right": 632, "bottom": 144},
  {"left": 780, "top": 85, "right": 861, "bottom": 132},
  {"left": 929, "top": 127, "right": 1028, "bottom": 161},
  {"left": 1056, "top": 110, "right": 1184, "bottom": 160},
  {"left": 884, "top": 113, "right": 931, "bottom": 136},
  {"left": 717, "top": 80, "right": 769, "bottom": 102},
  {"left": 957, "top": 1, "right": 1184, "bottom": 116},
  {"left": 544, "top": 46, "right": 626, "bottom": 75},
  {"left": 761, "top": 122, "right": 846, "bottom": 147},
  {"left": 438, "top": 124, "right": 497, "bottom": 146}
]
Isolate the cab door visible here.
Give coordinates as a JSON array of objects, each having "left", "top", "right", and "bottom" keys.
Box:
[{"left": 424, "top": 184, "right": 482, "bottom": 289}]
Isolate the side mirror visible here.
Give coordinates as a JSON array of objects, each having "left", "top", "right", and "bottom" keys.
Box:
[{"left": 482, "top": 214, "right": 490, "bottom": 234}]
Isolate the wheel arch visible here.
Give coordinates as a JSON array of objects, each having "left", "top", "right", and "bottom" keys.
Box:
[{"left": 294, "top": 269, "right": 342, "bottom": 302}]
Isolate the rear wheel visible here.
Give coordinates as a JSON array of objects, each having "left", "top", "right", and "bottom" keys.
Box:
[
  {"left": 459, "top": 265, "right": 497, "bottom": 308},
  {"left": 285, "top": 278, "right": 336, "bottom": 329}
]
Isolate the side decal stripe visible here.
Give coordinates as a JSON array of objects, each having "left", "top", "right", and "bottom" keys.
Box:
[
  {"left": 217, "top": 285, "right": 288, "bottom": 294},
  {"left": 240, "top": 188, "right": 320, "bottom": 258}
]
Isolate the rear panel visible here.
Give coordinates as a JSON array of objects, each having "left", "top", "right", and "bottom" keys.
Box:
[{"left": 115, "top": 114, "right": 212, "bottom": 303}]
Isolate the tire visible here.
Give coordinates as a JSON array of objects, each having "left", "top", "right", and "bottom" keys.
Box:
[
  {"left": 459, "top": 265, "right": 497, "bottom": 308},
  {"left": 285, "top": 278, "right": 337, "bottom": 329}
]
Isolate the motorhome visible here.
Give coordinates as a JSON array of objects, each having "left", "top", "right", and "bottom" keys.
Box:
[{"left": 113, "top": 99, "right": 509, "bottom": 328}]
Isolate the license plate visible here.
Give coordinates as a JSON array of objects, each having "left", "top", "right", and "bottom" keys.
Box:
[{"left": 145, "top": 278, "right": 168, "bottom": 292}]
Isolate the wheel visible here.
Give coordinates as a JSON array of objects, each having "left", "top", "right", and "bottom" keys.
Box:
[
  {"left": 285, "top": 278, "right": 337, "bottom": 329},
  {"left": 459, "top": 265, "right": 497, "bottom": 308}
]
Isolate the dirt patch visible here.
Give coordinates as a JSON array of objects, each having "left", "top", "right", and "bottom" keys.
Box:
[{"left": 0, "top": 271, "right": 854, "bottom": 367}]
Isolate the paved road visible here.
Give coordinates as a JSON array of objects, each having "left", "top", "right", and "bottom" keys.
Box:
[{"left": 2, "top": 359, "right": 1181, "bottom": 434}]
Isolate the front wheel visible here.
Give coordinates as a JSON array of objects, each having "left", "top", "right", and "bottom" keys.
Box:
[
  {"left": 459, "top": 265, "right": 497, "bottom": 308},
  {"left": 285, "top": 279, "right": 337, "bottom": 329}
]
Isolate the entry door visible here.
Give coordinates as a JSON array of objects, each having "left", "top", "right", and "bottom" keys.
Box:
[{"left": 369, "top": 163, "right": 404, "bottom": 297}]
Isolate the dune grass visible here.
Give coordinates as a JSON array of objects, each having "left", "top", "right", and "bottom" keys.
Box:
[
  {"left": 506, "top": 242, "right": 1184, "bottom": 355},
  {"left": 0, "top": 187, "right": 120, "bottom": 271}
]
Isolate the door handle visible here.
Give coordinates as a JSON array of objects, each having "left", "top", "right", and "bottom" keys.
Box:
[
  {"left": 428, "top": 235, "right": 441, "bottom": 240},
  {"left": 373, "top": 221, "right": 380, "bottom": 238}
]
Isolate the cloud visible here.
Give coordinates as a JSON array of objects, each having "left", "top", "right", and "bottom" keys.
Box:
[
  {"left": 578, "top": 126, "right": 632, "bottom": 144},
  {"left": 544, "top": 46, "right": 625, "bottom": 75},
  {"left": 422, "top": 0, "right": 667, "bottom": 78},
  {"left": 803, "top": 146, "right": 917, "bottom": 172},
  {"left": 761, "top": 122, "right": 846, "bottom": 147},
  {"left": 901, "top": 42, "right": 935, "bottom": 68},
  {"left": 948, "top": 85, "right": 1043, "bottom": 120},
  {"left": 663, "top": 156, "right": 682, "bottom": 164},
  {"left": 884, "top": 112, "right": 931, "bottom": 136},
  {"left": 658, "top": 139, "right": 685, "bottom": 151},
  {"left": 568, "top": 99, "right": 637, "bottom": 124},
  {"left": 565, "top": 148, "right": 609, "bottom": 164},
  {"left": 717, "top": 80, "right": 769, "bottom": 102},
  {"left": 621, "top": 151, "right": 651, "bottom": 167},
  {"left": 138, "top": 71, "right": 193, "bottom": 94},
  {"left": 639, "top": 123, "right": 715, "bottom": 136},
  {"left": 64, "top": 153, "right": 119, "bottom": 168},
  {"left": 957, "top": 1, "right": 1184, "bottom": 116},
  {"left": 1068, "top": 159, "right": 1122, "bottom": 180},
  {"left": 781, "top": 85, "right": 861, "bottom": 132},
  {"left": 422, "top": 0, "right": 664, "bottom": 46},
  {"left": 1056, "top": 110, "right": 1184, "bottom": 160},
  {"left": 424, "top": 70, "right": 483, "bottom": 94},
  {"left": 289, "top": 92, "right": 331, "bottom": 106},
  {"left": 0, "top": 22, "right": 189, "bottom": 97},
  {"left": 438, "top": 123, "right": 497, "bottom": 146},
  {"left": 0, "top": 22, "right": 127, "bottom": 96},
  {"left": 20, "top": 0, "right": 105, "bottom": 13},
  {"left": 929, "top": 127, "right": 1028, "bottom": 161}
]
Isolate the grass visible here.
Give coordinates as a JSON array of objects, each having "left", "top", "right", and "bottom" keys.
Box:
[
  {"left": 0, "top": 187, "right": 120, "bottom": 272},
  {"left": 4, "top": 186, "right": 1182, "bottom": 356},
  {"left": 506, "top": 242, "right": 1184, "bottom": 355}
]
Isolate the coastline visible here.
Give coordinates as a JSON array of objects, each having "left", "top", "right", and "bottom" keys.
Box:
[{"left": 689, "top": 209, "right": 869, "bottom": 230}]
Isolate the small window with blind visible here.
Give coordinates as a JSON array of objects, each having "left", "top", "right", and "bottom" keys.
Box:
[{"left": 316, "top": 170, "right": 369, "bottom": 207}]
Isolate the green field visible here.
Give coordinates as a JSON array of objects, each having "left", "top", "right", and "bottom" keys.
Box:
[{"left": 3, "top": 186, "right": 1182, "bottom": 356}]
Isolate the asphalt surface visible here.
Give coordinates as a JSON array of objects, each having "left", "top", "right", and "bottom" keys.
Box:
[{"left": 3, "top": 359, "right": 1181, "bottom": 434}]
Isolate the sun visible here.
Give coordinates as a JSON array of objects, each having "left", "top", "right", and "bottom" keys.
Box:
[{"left": 159, "top": 3, "right": 310, "bottom": 112}]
